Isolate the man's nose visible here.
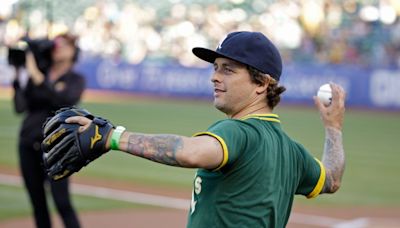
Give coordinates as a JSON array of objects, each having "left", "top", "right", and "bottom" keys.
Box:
[{"left": 211, "top": 71, "right": 222, "bottom": 83}]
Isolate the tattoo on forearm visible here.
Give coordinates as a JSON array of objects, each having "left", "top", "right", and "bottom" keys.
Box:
[
  {"left": 322, "top": 127, "right": 345, "bottom": 193},
  {"left": 126, "top": 133, "right": 184, "bottom": 166}
]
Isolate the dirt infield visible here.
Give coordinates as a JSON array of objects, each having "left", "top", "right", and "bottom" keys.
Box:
[
  {"left": 1, "top": 204, "right": 400, "bottom": 228},
  {"left": 0, "top": 209, "right": 187, "bottom": 228}
]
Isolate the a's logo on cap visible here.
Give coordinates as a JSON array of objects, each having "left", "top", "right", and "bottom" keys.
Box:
[{"left": 217, "top": 35, "right": 228, "bottom": 50}]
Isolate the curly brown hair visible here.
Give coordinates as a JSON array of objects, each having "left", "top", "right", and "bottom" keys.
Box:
[{"left": 247, "top": 66, "right": 286, "bottom": 110}]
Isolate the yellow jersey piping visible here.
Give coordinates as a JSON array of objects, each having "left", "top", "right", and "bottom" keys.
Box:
[
  {"left": 240, "top": 114, "right": 280, "bottom": 123},
  {"left": 307, "top": 158, "right": 326, "bottom": 199}
]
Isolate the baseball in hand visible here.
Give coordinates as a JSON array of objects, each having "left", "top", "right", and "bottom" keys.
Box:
[{"left": 317, "top": 84, "right": 332, "bottom": 106}]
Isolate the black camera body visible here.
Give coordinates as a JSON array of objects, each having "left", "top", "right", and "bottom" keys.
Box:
[{"left": 8, "top": 38, "right": 54, "bottom": 74}]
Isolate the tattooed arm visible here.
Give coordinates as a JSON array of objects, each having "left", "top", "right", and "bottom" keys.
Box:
[
  {"left": 66, "top": 117, "right": 224, "bottom": 169},
  {"left": 321, "top": 127, "right": 345, "bottom": 193},
  {"left": 314, "top": 83, "right": 346, "bottom": 194},
  {"left": 115, "top": 132, "right": 224, "bottom": 169}
]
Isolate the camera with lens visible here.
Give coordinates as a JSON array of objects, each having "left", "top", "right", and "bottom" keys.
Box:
[{"left": 7, "top": 38, "right": 54, "bottom": 74}]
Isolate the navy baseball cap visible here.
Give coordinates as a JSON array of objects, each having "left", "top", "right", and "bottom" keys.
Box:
[{"left": 192, "top": 31, "right": 282, "bottom": 81}]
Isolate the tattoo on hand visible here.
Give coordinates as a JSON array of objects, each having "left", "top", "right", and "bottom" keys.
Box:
[
  {"left": 126, "top": 133, "right": 184, "bottom": 166},
  {"left": 322, "top": 127, "right": 345, "bottom": 193}
]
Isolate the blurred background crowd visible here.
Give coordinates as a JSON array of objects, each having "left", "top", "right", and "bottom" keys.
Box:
[{"left": 1, "top": 0, "right": 400, "bottom": 68}]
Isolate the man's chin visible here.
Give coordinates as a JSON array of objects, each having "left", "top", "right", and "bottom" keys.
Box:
[{"left": 214, "top": 102, "right": 228, "bottom": 113}]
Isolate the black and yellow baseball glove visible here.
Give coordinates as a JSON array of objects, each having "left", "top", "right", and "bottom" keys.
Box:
[{"left": 42, "top": 107, "right": 114, "bottom": 181}]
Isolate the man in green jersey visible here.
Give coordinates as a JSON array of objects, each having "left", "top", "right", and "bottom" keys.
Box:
[{"left": 43, "top": 31, "right": 346, "bottom": 227}]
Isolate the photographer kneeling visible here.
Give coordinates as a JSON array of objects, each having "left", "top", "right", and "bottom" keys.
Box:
[{"left": 12, "top": 33, "right": 84, "bottom": 228}]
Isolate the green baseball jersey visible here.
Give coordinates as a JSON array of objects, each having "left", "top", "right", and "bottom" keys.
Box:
[{"left": 187, "top": 114, "right": 325, "bottom": 228}]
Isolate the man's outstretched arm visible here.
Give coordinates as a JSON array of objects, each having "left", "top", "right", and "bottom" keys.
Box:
[
  {"left": 65, "top": 116, "right": 224, "bottom": 170},
  {"left": 116, "top": 132, "right": 223, "bottom": 169}
]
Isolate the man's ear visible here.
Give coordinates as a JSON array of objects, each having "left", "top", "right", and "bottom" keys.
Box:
[{"left": 255, "top": 75, "right": 271, "bottom": 95}]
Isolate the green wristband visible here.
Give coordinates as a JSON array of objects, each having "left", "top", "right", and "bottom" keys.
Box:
[{"left": 110, "top": 126, "right": 126, "bottom": 150}]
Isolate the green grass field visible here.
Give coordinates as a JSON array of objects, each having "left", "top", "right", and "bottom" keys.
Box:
[{"left": 0, "top": 97, "right": 399, "bottom": 220}]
